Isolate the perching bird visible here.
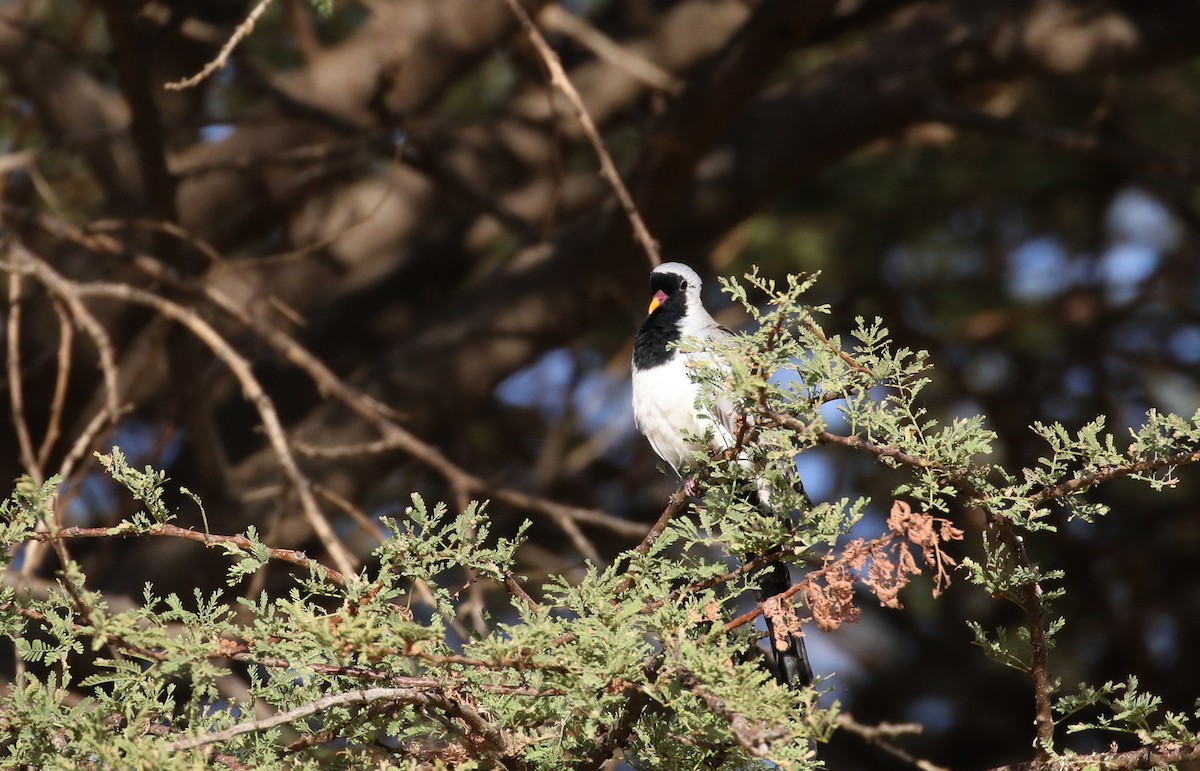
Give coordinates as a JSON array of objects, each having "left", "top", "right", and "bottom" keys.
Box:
[{"left": 632, "top": 261, "right": 813, "bottom": 688}]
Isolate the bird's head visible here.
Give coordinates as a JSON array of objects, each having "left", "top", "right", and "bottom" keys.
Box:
[{"left": 646, "top": 262, "right": 703, "bottom": 316}]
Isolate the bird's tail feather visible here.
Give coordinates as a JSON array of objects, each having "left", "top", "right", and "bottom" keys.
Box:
[
  {"left": 756, "top": 556, "right": 813, "bottom": 688},
  {"left": 736, "top": 457, "right": 814, "bottom": 687}
]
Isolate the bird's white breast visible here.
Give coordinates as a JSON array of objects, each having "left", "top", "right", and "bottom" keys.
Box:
[{"left": 632, "top": 355, "right": 734, "bottom": 475}]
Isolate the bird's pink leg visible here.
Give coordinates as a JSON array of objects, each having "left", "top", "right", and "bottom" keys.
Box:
[{"left": 681, "top": 477, "right": 700, "bottom": 498}]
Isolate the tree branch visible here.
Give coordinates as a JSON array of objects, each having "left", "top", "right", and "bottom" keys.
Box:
[
  {"left": 166, "top": 686, "right": 515, "bottom": 759},
  {"left": 987, "top": 741, "right": 1200, "bottom": 771},
  {"left": 30, "top": 521, "right": 346, "bottom": 585}
]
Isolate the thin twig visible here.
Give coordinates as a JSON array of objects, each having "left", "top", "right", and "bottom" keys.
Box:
[
  {"left": 37, "top": 297, "right": 74, "bottom": 469},
  {"left": 294, "top": 436, "right": 645, "bottom": 539},
  {"left": 6, "top": 270, "right": 40, "bottom": 481},
  {"left": 764, "top": 411, "right": 939, "bottom": 469},
  {"left": 502, "top": 0, "right": 662, "bottom": 267},
  {"left": 613, "top": 490, "right": 690, "bottom": 595},
  {"left": 837, "top": 713, "right": 948, "bottom": 771},
  {"left": 505, "top": 573, "right": 539, "bottom": 612},
  {"left": 57, "top": 403, "right": 127, "bottom": 483},
  {"left": 31, "top": 522, "right": 345, "bottom": 585},
  {"left": 164, "top": 0, "right": 274, "bottom": 91},
  {"left": 987, "top": 514, "right": 1055, "bottom": 758},
  {"left": 1030, "top": 447, "right": 1200, "bottom": 506},
  {"left": 166, "top": 686, "right": 514, "bottom": 756}
]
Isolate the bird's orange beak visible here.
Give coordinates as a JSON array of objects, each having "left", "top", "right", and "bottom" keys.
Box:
[{"left": 647, "top": 290, "right": 668, "bottom": 315}]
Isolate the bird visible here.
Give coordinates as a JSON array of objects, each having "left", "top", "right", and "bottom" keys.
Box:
[{"left": 631, "top": 261, "right": 813, "bottom": 688}]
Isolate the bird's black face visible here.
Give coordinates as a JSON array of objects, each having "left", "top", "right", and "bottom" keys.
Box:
[
  {"left": 646, "top": 271, "right": 690, "bottom": 316},
  {"left": 633, "top": 270, "right": 690, "bottom": 370}
]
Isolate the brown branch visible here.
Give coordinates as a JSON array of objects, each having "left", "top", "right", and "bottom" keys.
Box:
[
  {"left": 802, "top": 318, "right": 874, "bottom": 377},
  {"left": 0, "top": 240, "right": 121, "bottom": 425},
  {"left": 1030, "top": 448, "right": 1200, "bottom": 507},
  {"left": 502, "top": 0, "right": 662, "bottom": 267},
  {"left": 987, "top": 514, "right": 1056, "bottom": 757},
  {"left": 505, "top": 573, "right": 540, "bottom": 613},
  {"left": 299, "top": 435, "right": 646, "bottom": 539},
  {"left": 764, "top": 394, "right": 1199, "bottom": 754},
  {"left": 987, "top": 741, "right": 1200, "bottom": 771},
  {"left": 31, "top": 522, "right": 346, "bottom": 585},
  {"left": 766, "top": 405, "right": 1053, "bottom": 751},
  {"left": 722, "top": 566, "right": 807, "bottom": 635},
  {"left": 67, "top": 281, "right": 357, "bottom": 576},
  {"left": 579, "top": 659, "right": 664, "bottom": 770},
  {"left": 57, "top": 402, "right": 127, "bottom": 485},
  {"left": 764, "top": 411, "right": 939, "bottom": 469},
  {"left": 4, "top": 240, "right": 357, "bottom": 576},
  {"left": 164, "top": 0, "right": 274, "bottom": 91}
]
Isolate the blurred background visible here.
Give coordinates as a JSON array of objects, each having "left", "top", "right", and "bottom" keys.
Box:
[{"left": 2, "top": 0, "right": 1199, "bottom": 767}]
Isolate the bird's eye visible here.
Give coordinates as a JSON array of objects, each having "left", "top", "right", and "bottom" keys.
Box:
[{"left": 679, "top": 279, "right": 688, "bottom": 290}]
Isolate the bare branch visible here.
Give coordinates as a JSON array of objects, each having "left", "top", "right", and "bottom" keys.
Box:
[
  {"left": 837, "top": 713, "right": 948, "bottom": 771},
  {"left": 164, "top": 0, "right": 274, "bottom": 91},
  {"left": 502, "top": 0, "right": 662, "bottom": 267}
]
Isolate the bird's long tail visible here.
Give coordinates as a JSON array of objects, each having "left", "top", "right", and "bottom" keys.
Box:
[{"left": 754, "top": 553, "right": 813, "bottom": 688}]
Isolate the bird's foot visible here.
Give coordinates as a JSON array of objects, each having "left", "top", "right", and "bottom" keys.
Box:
[{"left": 681, "top": 477, "right": 700, "bottom": 498}]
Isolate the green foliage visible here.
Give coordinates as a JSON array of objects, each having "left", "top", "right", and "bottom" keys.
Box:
[
  {"left": 1055, "top": 678, "right": 1199, "bottom": 746},
  {"left": 1, "top": 270, "right": 1198, "bottom": 767},
  {"left": 97, "top": 447, "right": 173, "bottom": 528}
]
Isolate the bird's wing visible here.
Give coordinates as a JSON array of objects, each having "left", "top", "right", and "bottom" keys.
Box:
[{"left": 684, "top": 320, "right": 740, "bottom": 453}]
